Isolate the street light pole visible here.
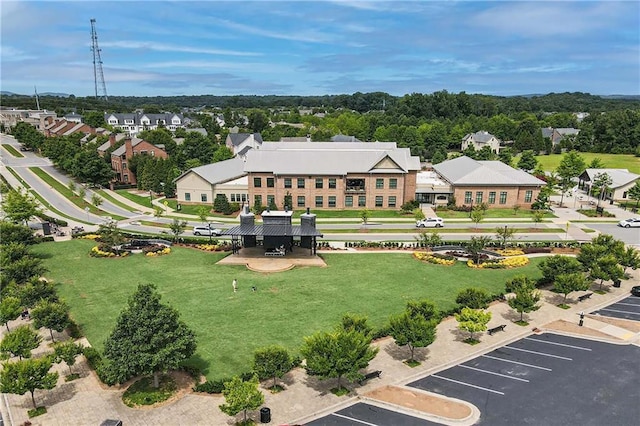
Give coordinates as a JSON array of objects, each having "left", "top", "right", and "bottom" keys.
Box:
[{"left": 208, "top": 221, "right": 212, "bottom": 244}]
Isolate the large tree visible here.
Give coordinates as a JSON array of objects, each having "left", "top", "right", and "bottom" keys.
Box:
[
  {"left": 588, "top": 255, "right": 624, "bottom": 292},
  {"left": 252, "top": 345, "right": 292, "bottom": 390},
  {"left": 219, "top": 375, "right": 264, "bottom": 424},
  {"left": 53, "top": 341, "right": 84, "bottom": 375},
  {"left": 31, "top": 300, "right": 71, "bottom": 343},
  {"left": 0, "top": 325, "right": 41, "bottom": 360},
  {"left": 538, "top": 255, "right": 583, "bottom": 285},
  {"left": 554, "top": 272, "right": 590, "bottom": 303},
  {"left": 103, "top": 284, "right": 197, "bottom": 388},
  {"left": 555, "top": 151, "right": 585, "bottom": 207},
  {"left": 301, "top": 329, "right": 378, "bottom": 390},
  {"left": 1, "top": 189, "right": 41, "bottom": 225},
  {"left": 0, "top": 357, "right": 58, "bottom": 408}
]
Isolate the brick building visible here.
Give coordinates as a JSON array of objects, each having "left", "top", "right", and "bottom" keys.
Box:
[{"left": 110, "top": 136, "right": 168, "bottom": 185}]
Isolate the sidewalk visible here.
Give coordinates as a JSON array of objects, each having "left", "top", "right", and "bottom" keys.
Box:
[{"left": 1, "top": 260, "right": 637, "bottom": 426}]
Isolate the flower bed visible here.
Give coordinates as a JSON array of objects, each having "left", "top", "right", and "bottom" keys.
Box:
[
  {"left": 413, "top": 252, "right": 456, "bottom": 266},
  {"left": 90, "top": 245, "right": 128, "bottom": 258},
  {"left": 467, "top": 255, "right": 529, "bottom": 269},
  {"left": 144, "top": 246, "right": 171, "bottom": 257},
  {"left": 494, "top": 248, "right": 525, "bottom": 256},
  {"left": 80, "top": 234, "right": 100, "bottom": 240}
]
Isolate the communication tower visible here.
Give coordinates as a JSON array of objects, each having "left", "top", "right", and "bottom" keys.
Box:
[{"left": 90, "top": 18, "right": 108, "bottom": 101}]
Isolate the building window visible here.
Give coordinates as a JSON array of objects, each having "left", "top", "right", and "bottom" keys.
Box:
[
  {"left": 525, "top": 190, "right": 533, "bottom": 203},
  {"left": 475, "top": 191, "right": 483, "bottom": 204},
  {"left": 297, "top": 178, "right": 305, "bottom": 189},
  {"left": 241, "top": 194, "right": 247, "bottom": 202},
  {"left": 230, "top": 194, "right": 236, "bottom": 202},
  {"left": 267, "top": 178, "right": 275, "bottom": 188},
  {"left": 388, "top": 196, "right": 396, "bottom": 207},
  {"left": 315, "top": 178, "right": 323, "bottom": 189},
  {"left": 267, "top": 195, "right": 275, "bottom": 206},
  {"left": 185, "top": 193, "right": 191, "bottom": 201},
  {"left": 315, "top": 196, "right": 323, "bottom": 207},
  {"left": 297, "top": 196, "right": 305, "bottom": 207},
  {"left": 623, "top": 191, "right": 628, "bottom": 199},
  {"left": 464, "top": 191, "right": 472, "bottom": 203},
  {"left": 345, "top": 196, "right": 353, "bottom": 207},
  {"left": 329, "top": 178, "right": 336, "bottom": 189},
  {"left": 284, "top": 178, "right": 292, "bottom": 188},
  {"left": 376, "top": 178, "right": 384, "bottom": 189},
  {"left": 254, "top": 195, "right": 262, "bottom": 206},
  {"left": 358, "top": 196, "right": 366, "bottom": 207},
  {"left": 123, "top": 174, "right": 129, "bottom": 183},
  {"left": 488, "top": 191, "right": 496, "bottom": 204},
  {"left": 253, "top": 177, "right": 262, "bottom": 188},
  {"left": 499, "top": 191, "right": 507, "bottom": 204},
  {"left": 389, "top": 178, "right": 397, "bottom": 189},
  {"left": 375, "top": 196, "right": 383, "bottom": 207},
  {"left": 201, "top": 194, "right": 207, "bottom": 202},
  {"left": 122, "top": 163, "right": 127, "bottom": 170},
  {"left": 328, "top": 196, "right": 336, "bottom": 208}
]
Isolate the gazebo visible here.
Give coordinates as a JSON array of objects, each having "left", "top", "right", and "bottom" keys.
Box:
[{"left": 222, "top": 207, "right": 323, "bottom": 255}]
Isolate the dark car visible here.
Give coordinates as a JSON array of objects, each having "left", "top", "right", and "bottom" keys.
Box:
[{"left": 631, "top": 286, "right": 640, "bottom": 297}]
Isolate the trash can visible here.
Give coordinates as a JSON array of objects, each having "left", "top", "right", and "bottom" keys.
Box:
[
  {"left": 260, "top": 407, "right": 271, "bottom": 423},
  {"left": 42, "top": 222, "right": 52, "bottom": 236},
  {"left": 613, "top": 279, "right": 621, "bottom": 288}
]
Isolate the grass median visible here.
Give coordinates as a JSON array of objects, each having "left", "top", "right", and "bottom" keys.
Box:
[
  {"left": 2, "top": 144, "right": 24, "bottom": 157},
  {"left": 38, "top": 240, "right": 544, "bottom": 380}
]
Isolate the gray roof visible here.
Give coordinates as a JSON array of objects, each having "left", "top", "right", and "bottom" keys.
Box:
[
  {"left": 331, "top": 134, "right": 362, "bottom": 142},
  {"left": 244, "top": 142, "right": 420, "bottom": 175},
  {"left": 176, "top": 156, "right": 246, "bottom": 185},
  {"left": 105, "top": 112, "right": 184, "bottom": 125},
  {"left": 581, "top": 169, "right": 639, "bottom": 189},
  {"left": 187, "top": 127, "right": 208, "bottom": 136},
  {"left": 556, "top": 128, "right": 579, "bottom": 135},
  {"left": 222, "top": 223, "right": 322, "bottom": 237},
  {"left": 227, "top": 133, "right": 263, "bottom": 146},
  {"left": 541, "top": 127, "right": 554, "bottom": 138},
  {"left": 463, "top": 131, "right": 497, "bottom": 143},
  {"left": 434, "top": 156, "right": 546, "bottom": 186},
  {"left": 111, "top": 137, "right": 144, "bottom": 156}
]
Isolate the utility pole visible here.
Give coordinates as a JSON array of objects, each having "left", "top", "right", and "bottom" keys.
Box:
[{"left": 90, "top": 18, "right": 108, "bottom": 101}]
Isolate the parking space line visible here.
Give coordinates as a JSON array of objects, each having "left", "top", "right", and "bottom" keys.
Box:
[
  {"left": 504, "top": 346, "right": 572, "bottom": 360},
  {"left": 524, "top": 337, "right": 592, "bottom": 351},
  {"left": 332, "top": 413, "right": 379, "bottom": 426},
  {"left": 482, "top": 354, "right": 552, "bottom": 371},
  {"left": 432, "top": 374, "right": 505, "bottom": 395},
  {"left": 459, "top": 364, "right": 529, "bottom": 382},
  {"left": 599, "top": 308, "right": 640, "bottom": 316},
  {"left": 616, "top": 303, "right": 640, "bottom": 307}
]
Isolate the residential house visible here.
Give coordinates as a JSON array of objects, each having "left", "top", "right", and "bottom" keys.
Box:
[
  {"left": 110, "top": 137, "right": 168, "bottom": 185},
  {"left": 104, "top": 112, "right": 186, "bottom": 136},
  {"left": 433, "top": 156, "right": 545, "bottom": 208},
  {"left": 44, "top": 119, "right": 95, "bottom": 137},
  {"left": 63, "top": 113, "right": 83, "bottom": 123},
  {"left": 541, "top": 127, "right": 580, "bottom": 147},
  {"left": 578, "top": 169, "right": 640, "bottom": 202},
  {"left": 174, "top": 156, "right": 248, "bottom": 205},
  {"left": 0, "top": 109, "right": 57, "bottom": 132},
  {"left": 461, "top": 131, "right": 501, "bottom": 153},
  {"left": 331, "top": 134, "right": 362, "bottom": 142},
  {"left": 225, "top": 133, "right": 263, "bottom": 157},
  {"left": 97, "top": 133, "right": 126, "bottom": 156},
  {"left": 245, "top": 142, "right": 420, "bottom": 210}
]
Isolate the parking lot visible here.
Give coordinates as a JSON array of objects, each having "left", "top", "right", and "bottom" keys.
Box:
[
  {"left": 408, "top": 333, "right": 639, "bottom": 425},
  {"left": 306, "top": 402, "right": 439, "bottom": 425},
  {"left": 592, "top": 295, "right": 640, "bottom": 321}
]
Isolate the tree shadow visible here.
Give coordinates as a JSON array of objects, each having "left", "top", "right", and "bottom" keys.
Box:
[
  {"left": 383, "top": 342, "right": 430, "bottom": 363},
  {"left": 38, "top": 381, "right": 78, "bottom": 408},
  {"left": 500, "top": 310, "right": 522, "bottom": 323},
  {"left": 450, "top": 327, "right": 472, "bottom": 343},
  {"left": 543, "top": 292, "right": 567, "bottom": 306},
  {"left": 301, "top": 373, "right": 349, "bottom": 396}
]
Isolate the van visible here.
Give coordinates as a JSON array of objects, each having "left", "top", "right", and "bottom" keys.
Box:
[{"left": 193, "top": 226, "right": 222, "bottom": 236}]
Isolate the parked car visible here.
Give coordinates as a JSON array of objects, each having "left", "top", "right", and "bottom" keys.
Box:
[
  {"left": 617, "top": 218, "right": 640, "bottom": 228},
  {"left": 193, "top": 226, "right": 222, "bottom": 236},
  {"left": 416, "top": 217, "right": 444, "bottom": 228},
  {"left": 631, "top": 286, "right": 640, "bottom": 297}
]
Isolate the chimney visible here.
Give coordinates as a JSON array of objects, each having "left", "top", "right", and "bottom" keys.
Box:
[{"left": 109, "top": 133, "right": 116, "bottom": 147}]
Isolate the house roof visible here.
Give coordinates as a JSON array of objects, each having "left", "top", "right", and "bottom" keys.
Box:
[
  {"left": 434, "top": 156, "right": 545, "bottom": 186},
  {"left": 463, "top": 131, "right": 497, "bottom": 143},
  {"left": 111, "top": 138, "right": 145, "bottom": 156},
  {"left": 244, "top": 142, "right": 420, "bottom": 175},
  {"left": 222, "top": 223, "right": 322, "bottom": 237},
  {"left": 227, "top": 133, "right": 263, "bottom": 146},
  {"left": 541, "top": 127, "right": 554, "bottom": 138},
  {"left": 175, "top": 156, "right": 246, "bottom": 185},
  {"left": 331, "top": 134, "right": 362, "bottom": 142},
  {"left": 580, "top": 168, "right": 639, "bottom": 189}
]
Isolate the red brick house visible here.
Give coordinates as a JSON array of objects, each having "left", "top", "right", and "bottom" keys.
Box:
[{"left": 110, "top": 137, "right": 168, "bottom": 185}]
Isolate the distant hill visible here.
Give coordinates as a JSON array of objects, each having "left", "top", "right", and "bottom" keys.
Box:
[
  {"left": 39, "top": 92, "right": 71, "bottom": 98},
  {"left": 0, "top": 91, "right": 21, "bottom": 96}
]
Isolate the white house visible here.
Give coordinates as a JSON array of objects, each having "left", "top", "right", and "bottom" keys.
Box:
[
  {"left": 461, "top": 131, "right": 501, "bottom": 153},
  {"left": 578, "top": 168, "right": 640, "bottom": 202},
  {"left": 104, "top": 112, "right": 186, "bottom": 136}
]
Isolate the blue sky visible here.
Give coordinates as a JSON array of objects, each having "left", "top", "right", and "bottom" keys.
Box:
[{"left": 1, "top": 1, "right": 639, "bottom": 97}]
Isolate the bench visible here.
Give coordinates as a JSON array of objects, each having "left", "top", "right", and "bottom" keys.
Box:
[
  {"left": 487, "top": 324, "right": 507, "bottom": 335},
  {"left": 358, "top": 370, "right": 382, "bottom": 385},
  {"left": 578, "top": 293, "right": 593, "bottom": 302},
  {"left": 264, "top": 250, "right": 285, "bottom": 257}
]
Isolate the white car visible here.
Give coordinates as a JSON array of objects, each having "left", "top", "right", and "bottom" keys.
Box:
[
  {"left": 618, "top": 218, "right": 640, "bottom": 228},
  {"left": 416, "top": 217, "right": 444, "bottom": 228},
  {"left": 193, "top": 226, "right": 223, "bottom": 236}
]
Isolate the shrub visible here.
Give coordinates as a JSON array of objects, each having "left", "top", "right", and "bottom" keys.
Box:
[
  {"left": 455, "top": 288, "right": 490, "bottom": 309},
  {"left": 401, "top": 199, "right": 419, "bottom": 212},
  {"left": 193, "top": 379, "right": 226, "bottom": 394}
]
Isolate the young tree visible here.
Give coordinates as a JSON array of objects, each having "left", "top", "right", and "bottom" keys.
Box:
[
  {"left": 413, "top": 208, "right": 425, "bottom": 221},
  {"left": 0, "top": 357, "right": 59, "bottom": 409},
  {"left": 0, "top": 325, "right": 41, "bottom": 360},
  {"left": 555, "top": 151, "right": 585, "bottom": 207},
  {"left": 538, "top": 255, "right": 583, "bottom": 285},
  {"left": 627, "top": 181, "right": 640, "bottom": 209},
  {"left": 252, "top": 345, "right": 292, "bottom": 390},
  {"left": 455, "top": 288, "right": 490, "bottom": 309},
  {"left": 339, "top": 313, "right": 373, "bottom": 338},
  {"left": 554, "top": 272, "right": 590, "bottom": 303},
  {"left": 406, "top": 299, "right": 439, "bottom": 322},
  {"left": 531, "top": 210, "right": 545, "bottom": 228},
  {"left": 283, "top": 191, "right": 293, "bottom": 211},
  {"left": 619, "top": 246, "right": 640, "bottom": 274},
  {"left": 219, "top": 375, "right": 264, "bottom": 424},
  {"left": 517, "top": 150, "right": 537, "bottom": 172},
  {"left": 455, "top": 308, "right": 492, "bottom": 342},
  {"left": 589, "top": 255, "right": 624, "bottom": 292},
  {"left": 31, "top": 300, "right": 71, "bottom": 342},
  {"left": 388, "top": 311, "right": 437, "bottom": 363},
  {"left": 505, "top": 275, "right": 536, "bottom": 294},
  {"left": 415, "top": 231, "right": 442, "bottom": 249},
  {"left": 214, "top": 193, "right": 231, "bottom": 214},
  {"left": 508, "top": 286, "right": 541, "bottom": 323},
  {"left": 91, "top": 193, "right": 103, "bottom": 207},
  {"left": 588, "top": 157, "right": 605, "bottom": 169},
  {"left": 98, "top": 221, "right": 126, "bottom": 254},
  {"left": 168, "top": 219, "right": 188, "bottom": 242},
  {"left": 360, "top": 208, "right": 370, "bottom": 227},
  {"left": 196, "top": 205, "right": 210, "bottom": 224},
  {"left": 1, "top": 189, "right": 41, "bottom": 225},
  {"left": 104, "top": 284, "right": 197, "bottom": 388},
  {"left": 301, "top": 329, "right": 378, "bottom": 390},
  {"left": 53, "top": 341, "right": 84, "bottom": 374},
  {"left": 0, "top": 296, "right": 22, "bottom": 331},
  {"left": 466, "top": 236, "right": 493, "bottom": 265},
  {"left": 495, "top": 226, "right": 516, "bottom": 248},
  {"left": 470, "top": 206, "right": 485, "bottom": 229}
]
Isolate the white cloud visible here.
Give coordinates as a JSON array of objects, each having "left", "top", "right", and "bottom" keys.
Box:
[
  {"left": 99, "top": 41, "right": 262, "bottom": 57},
  {"left": 0, "top": 46, "right": 36, "bottom": 61}
]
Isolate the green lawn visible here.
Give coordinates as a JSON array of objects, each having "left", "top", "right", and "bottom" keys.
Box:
[
  {"left": 96, "top": 190, "right": 140, "bottom": 213},
  {"left": 36, "top": 240, "right": 544, "bottom": 380},
  {"left": 436, "top": 208, "right": 555, "bottom": 219},
  {"left": 2, "top": 144, "right": 24, "bottom": 157},
  {"left": 163, "top": 199, "right": 235, "bottom": 218},
  {"left": 533, "top": 153, "right": 640, "bottom": 174},
  {"left": 115, "top": 189, "right": 154, "bottom": 209},
  {"left": 294, "top": 209, "right": 410, "bottom": 219}
]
